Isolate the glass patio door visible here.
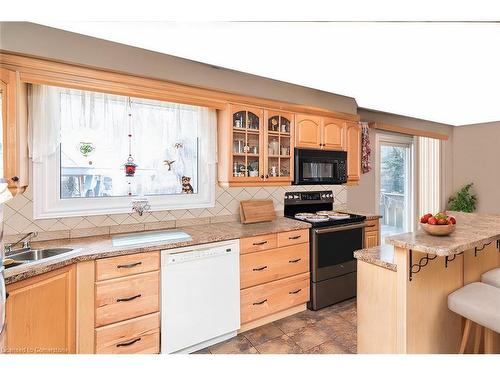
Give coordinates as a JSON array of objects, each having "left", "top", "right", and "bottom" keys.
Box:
[{"left": 376, "top": 134, "right": 414, "bottom": 242}]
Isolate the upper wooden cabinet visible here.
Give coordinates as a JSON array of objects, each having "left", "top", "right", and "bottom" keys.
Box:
[
  {"left": 295, "top": 114, "right": 345, "bottom": 151},
  {"left": 5, "top": 266, "right": 76, "bottom": 354},
  {"left": 346, "top": 121, "right": 361, "bottom": 182},
  {"left": 0, "top": 67, "right": 29, "bottom": 195},
  {"left": 218, "top": 104, "right": 294, "bottom": 186}
]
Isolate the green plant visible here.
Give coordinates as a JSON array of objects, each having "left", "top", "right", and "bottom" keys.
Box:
[{"left": 448, "top": 183, "right": 477, "bottom": 213}]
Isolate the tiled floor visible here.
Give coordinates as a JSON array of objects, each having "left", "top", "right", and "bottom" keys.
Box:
[{"left": 195, "top": 298, "right": 357, "bottom": 354}]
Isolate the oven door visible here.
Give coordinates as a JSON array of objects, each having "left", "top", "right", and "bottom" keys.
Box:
[
  {"left": 311, "top": 223, "right": 365, "bottom": 282},
  {"left": 294, "top": 149, "right": 347, "bottom": 185}
]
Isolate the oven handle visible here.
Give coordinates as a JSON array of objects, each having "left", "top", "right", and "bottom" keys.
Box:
[{"left": 313, "top": 222, "right": 367, "bottom": 234}]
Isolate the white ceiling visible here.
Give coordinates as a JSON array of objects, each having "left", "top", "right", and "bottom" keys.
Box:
[{"left": 40, "top": 21, "right": 500, "bottom": 126}]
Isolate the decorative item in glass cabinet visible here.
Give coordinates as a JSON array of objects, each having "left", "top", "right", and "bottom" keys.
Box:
[
  {"left": 281, "top": 147, "right": 290, "bottom": 156},
  {"left": 270, "top": 165, "right": 278, "bottom": 177},
  {"left": 269, "top": 138, "right": 279, "bottom": 155},
  {"left": 269, "top": 116, "right": 279, "bottom": 132}
]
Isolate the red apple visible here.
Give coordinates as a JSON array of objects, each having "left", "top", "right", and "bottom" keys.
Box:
[
  {"left": 437, "top": 218, "right": 448, "bottom": 225},
  {"left": 420, "top": 213, "right": 433, "bottom": 223},
  {"left": 427, "top": 217, "right": 438, "bottom": 225},
  {"left": 449, "top": 216, "right": 456, "bottom": 225}
]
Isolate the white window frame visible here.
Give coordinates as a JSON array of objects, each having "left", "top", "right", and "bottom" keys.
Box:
[
  {"left": 374, "top": 132, "right": 416, "bottom": 233},
  {"left": 33, "top": 111, "right": 216, "bottom": 219}
]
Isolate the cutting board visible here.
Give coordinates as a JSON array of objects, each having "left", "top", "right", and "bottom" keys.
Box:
[{"left": 240, "top": 200, "right": 276, "bottom": 224}]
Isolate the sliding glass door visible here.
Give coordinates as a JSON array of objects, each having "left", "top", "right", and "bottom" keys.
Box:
[{"left": 376, "top": 133, "right": 414, "bottom": 242}]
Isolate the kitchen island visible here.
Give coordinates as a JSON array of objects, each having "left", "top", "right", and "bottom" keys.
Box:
[{"left": 354, "top": 212, "right": 500, "bottom": 354}]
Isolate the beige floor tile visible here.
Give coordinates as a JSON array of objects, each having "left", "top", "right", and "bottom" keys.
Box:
[
  {"left": 286, "top": 324, "right": 332, "bottom": 351},
  {"left": 307, "top": 339, "right": 350, "bottom": 354},
  {"left": 209, "top": 335, "right": 255, "bottom": 354},
  {"left": 273, "top": 312, "right": 316, "bottom": 334},
  {"left": 316, "top": 315, "right": 357, "bottom": 353},
  {"left": 255, "top": 335, "right": 303, "bottom": 354},
  {"left": 242, "top": 323, "right": 284, "bottom": 347}
]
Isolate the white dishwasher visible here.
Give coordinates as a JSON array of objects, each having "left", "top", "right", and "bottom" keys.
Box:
[{"left": 161, "top": 239, "right": 240, "bottom": 354}]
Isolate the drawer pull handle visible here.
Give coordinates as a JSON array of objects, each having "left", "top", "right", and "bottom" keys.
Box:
[
  {"left": 116, "top": 294, "right": 142, "bottom": 303},
  {"left": 253, "top": 240, "right": 268, "bottom": 246},
  {"left": 366, "top": 224, "right": 376, "bottom": 228},
  {"left": 289, "top": 289, "right": 302, "bottom": 295},
  {"left": 253, "top": 299, "right": 268, "bottom": 305},
  {"left": 288, "top": 258, "right": 301, "bottom": 263},
  {"left": 289, "top": 235, "right": 301, "bottom": 240},
  {"left": 252, "top": 266, "right": 268, "bottom": 271},
  {"left": 117, "top": 261, "right": 142, "bottom": 269},
  {"left": 116, "top": 337, "right": 141, "bottom": 347}
]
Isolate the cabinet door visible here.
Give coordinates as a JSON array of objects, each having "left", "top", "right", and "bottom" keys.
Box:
[
  {"left": 346, "top": 122, "right": 361, "bottom": 182},
  {"left": 322, "top": 117, "right": 345, "bottom": 150},
  {"left": 230, "top": 105, "right": 264, "bottom": 183},
  {"left": 5, "top": 266, "right": 76, "bottom": 354},
  {"left": 265, "top": 111, "right": 294, "bottom": 182},
  {"left": 364, "top": 231, "right": 379, "bottom": 248},
  {"left": 295, "top": 114, "right": 321, "bottom": 149},
  {"left": 0, "top": 68, "right": 28, "bottom": 194}
]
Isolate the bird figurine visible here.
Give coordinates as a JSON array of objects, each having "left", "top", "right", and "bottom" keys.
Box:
[{"left": 163, "top": 160, "right": 175, "bottom": 171}]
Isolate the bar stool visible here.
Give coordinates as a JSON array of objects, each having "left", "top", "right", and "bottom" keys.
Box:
[
  {"left": 448, "top": 282, "right": 500, "bottom": 354},
  {"left": 482, "top": 268, "right": 500, "bottom": 288}
]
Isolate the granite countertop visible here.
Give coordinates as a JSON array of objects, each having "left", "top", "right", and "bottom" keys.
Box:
[
  {"left": 4, "top": 217, "right": 311, "bottom": 284},
  {"left": 354, "top": 245, "right": 397, "bottom": 271},
  {"left": 385, "top": 211, "right": 500, "bottom": 257}
]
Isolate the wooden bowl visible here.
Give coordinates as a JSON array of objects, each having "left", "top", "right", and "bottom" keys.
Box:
[{"left": 420, "top": 223, "right": 456, "bottom": 236}]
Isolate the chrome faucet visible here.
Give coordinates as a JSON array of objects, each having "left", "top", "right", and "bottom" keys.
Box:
[{"left": 4, "top": 231, "right": 38, "bottom": 254}]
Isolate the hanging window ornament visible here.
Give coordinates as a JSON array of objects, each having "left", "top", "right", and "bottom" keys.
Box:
[{"left": 124, "top": 97, "right": 138, "bottom": 177}]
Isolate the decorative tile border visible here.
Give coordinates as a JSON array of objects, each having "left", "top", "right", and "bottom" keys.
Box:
[{"left": 3, "top": 183, "right": 347, "bottom": 242}]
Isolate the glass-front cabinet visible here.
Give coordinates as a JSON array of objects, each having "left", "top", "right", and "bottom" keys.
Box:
[
  {"left": 265, "top": 111, "right": 294, "bottom": 182},
  {"left": 218, "top": 104, "right": 294, "bottom": 186}
]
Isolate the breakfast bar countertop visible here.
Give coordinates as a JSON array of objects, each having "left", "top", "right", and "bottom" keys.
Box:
[
  {"left": 3, "top": 217, "right": 311, "bottom": 285},
  {"left": 354, "top": 244, "right": 397, "bottom": 271},
  {"left": 385, "top": 211, "right": 500, "bottom": 257}
]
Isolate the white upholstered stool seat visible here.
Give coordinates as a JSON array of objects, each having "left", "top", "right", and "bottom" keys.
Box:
[
  {"left": 481, "top": 268, "right": 500, "bottom": 289},
  {"left": 448, "top": 282, "right": 500, "bottom": 353}
]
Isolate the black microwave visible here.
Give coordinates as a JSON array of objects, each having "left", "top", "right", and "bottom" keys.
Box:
[{"left": 294, "top": 148, "right": 347, "bottom": 185}]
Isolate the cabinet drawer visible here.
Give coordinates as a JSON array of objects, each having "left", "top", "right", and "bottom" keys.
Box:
[
  {"left": 240, "top": 234, "right": 277, "bottom": 255},
  {"left": 240, "top": 272, "right": 310, "bottom": 324},
  {"left": 277, "top": 229, "right": 309, "bottom": 247},
  {"left": 240, "top": 243, "right": 309, "bottom": 289},
  {"left": 95, "top": 271, "right": 159, "bottom": 327},
  {"left": 95, "top": 313, "right": 160, "bottom": 354},
  {"left": 95, "top": 252, "right": 160, "bottom": 281},
  {"left": 365, "top": 219, "right": 379, "bottom": 233}
]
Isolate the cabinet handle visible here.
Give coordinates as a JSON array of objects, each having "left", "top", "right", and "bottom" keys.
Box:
[
  {"left": 253, "top": 240, "right": 268, "bottom": 246},
  {"left": 117, "top": 261, "right": 142, "bottom": 269},
  {"left": 289, "top": 288, "right": 302, "bottom": 295},
  {"left": 265, "top": 175, "right": 269, "bottom": 179},
  {"left": 252, "top": 265, "right": 268, "bottom": 271},
  {"left": 253, "top": 299, "right": 268, "bottom": 305},
  {"left": 288, "top": 258, "right": 301, "bottom": 263},
  {"left": 260, "top": 175, "right": 264, "bottom": 179},
  {"left": 116, "top": 338, "right": 141, "bottom": 347},
  {"left": 116, "top": 294, "right": 142, "bottom": 302},
  {"left": 288, "top": 235, "right": 301, "bottom": 240},
  {"left": 366, "top": 224, "right": 376, "bottom": 228}
]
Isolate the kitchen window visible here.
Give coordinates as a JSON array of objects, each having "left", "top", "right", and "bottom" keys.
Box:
[{"left": 31, "top": 84, "right": 216, "bottom": 218}]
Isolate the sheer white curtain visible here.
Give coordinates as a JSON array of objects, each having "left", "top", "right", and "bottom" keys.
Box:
[{"left": 418, "top": 137, "right": 441, "bottom": 215}]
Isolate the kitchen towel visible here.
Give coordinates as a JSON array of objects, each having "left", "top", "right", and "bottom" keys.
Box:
[{"left": 361, "top": 122, "right": 372, "bottom": 174}]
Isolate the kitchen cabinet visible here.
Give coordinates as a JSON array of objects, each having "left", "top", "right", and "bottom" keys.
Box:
[
  {"left": 295, "top": 114, "right": 346, "bottom": 151},
  {"left": 217, "top": 104, "right": 294, "bottom": 186},
  {"left": 5, "top": 265, "right": 76, "bottom": 354},
  {"left": 346, "top": 121, "right": 361, "bottom": 182},
  {"left": 76, "top": 252, "right": 161, "bottom": 354},
  {"left": 239, "top": 229, "right": 310, "bottom": 331},
  {"left": 364, "top": 218, "right": 380, "bottom": 248},
  {"left": 0, "top": 67, "right": 29, "bottom": 195}
]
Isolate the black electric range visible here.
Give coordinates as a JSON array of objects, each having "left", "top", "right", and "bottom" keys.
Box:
[{"left": 284, "top": 190, "right": 366, "bottom": 310}]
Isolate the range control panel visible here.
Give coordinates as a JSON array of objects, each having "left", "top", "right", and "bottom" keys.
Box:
[{"left": 284, "top": 190, "right": 334, "bottom": 203}]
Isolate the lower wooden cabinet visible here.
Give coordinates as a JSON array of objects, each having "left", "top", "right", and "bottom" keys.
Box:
[
  {"left": 364, "top": 218, "right": 380, "bottom": 248},
  {"left": 5, "top": 265, "right": 76, "bottom": 354},
  {"left": 239, "top": 229, "right": 310, "bottom": 328}
]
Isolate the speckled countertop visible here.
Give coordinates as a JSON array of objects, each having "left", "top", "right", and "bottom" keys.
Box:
[
  {"left": 385, "top": 211, "right": 500, "bottom": 257},
  {"left": 342, "top": 211, "right": 382, "bottom": 221},
  {"left": 354, "top": 245, "right": 397, "bottom": 271},
  {"left": 4, "top": 217, "right": 311, "bottom": 284}
]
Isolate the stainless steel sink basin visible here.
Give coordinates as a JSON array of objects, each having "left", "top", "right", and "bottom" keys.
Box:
[{"left": 7, "top": 248, "right": 74, "bottom": 263}]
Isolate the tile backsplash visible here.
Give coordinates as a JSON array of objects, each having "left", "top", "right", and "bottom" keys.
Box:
[{"left": 3, "top": 183, "right": 347, "bottom": 242}]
